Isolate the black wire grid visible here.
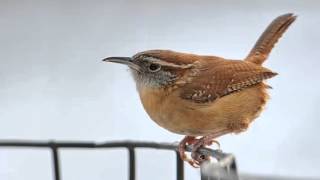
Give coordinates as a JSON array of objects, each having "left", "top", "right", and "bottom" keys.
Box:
[{"left": 0, "top": 140, "right": 238, "bottom": 180}]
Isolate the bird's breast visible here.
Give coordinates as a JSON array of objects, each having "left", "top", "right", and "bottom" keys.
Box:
[{"left": 138, "top": 84, "right": 269, "bottom": 136}]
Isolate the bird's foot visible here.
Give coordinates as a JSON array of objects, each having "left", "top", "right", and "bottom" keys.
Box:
[
  {"left": 191, "top": 137, "right": 220, "bottom": 164},
  {"left": 178, "top": 135, "right": 222, "bottom": 167},
  {"left": 178, "top": 136, "right": 200, "bottom": 167}
]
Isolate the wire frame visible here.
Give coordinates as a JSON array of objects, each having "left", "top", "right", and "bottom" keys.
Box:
[{"left": 0, "top": 140, "right": 238, "bottom": 180}]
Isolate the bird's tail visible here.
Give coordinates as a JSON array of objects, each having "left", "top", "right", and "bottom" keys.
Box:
[{"left": 245, "top": 13, "right": 297, "bottom": 65}]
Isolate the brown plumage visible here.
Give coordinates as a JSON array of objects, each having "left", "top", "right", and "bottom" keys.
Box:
[
  {"left": 245, "top": 13, "right": 297, "bottom": 65},
  {"left": 103, "top": 13, "right": 296, "bottom": 167}
]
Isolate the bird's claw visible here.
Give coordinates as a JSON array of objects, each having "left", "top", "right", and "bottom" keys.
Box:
[
  {"left": 178, "top": 136, "right": 201, "bottom": 167},
  {"left": 191, "top": 137, "right": 220, "bottom": 165},
  {"left": 178, "top": 136, "right": 220, "bottom": 167}
]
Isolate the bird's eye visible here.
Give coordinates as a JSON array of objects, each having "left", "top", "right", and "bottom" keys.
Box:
[{"left": 148, "top": 63, "right": 161, "bottom": 72}]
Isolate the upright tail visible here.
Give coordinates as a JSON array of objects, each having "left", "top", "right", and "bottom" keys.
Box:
[{"left": 245, "top": 13, "right": 297, "bottom": 65}]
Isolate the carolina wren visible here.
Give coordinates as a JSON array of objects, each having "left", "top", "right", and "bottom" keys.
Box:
[{"left": 103, "top": 13, "right": 296, "bottom": 166}]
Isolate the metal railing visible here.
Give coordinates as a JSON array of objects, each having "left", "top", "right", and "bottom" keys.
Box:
[{"left": 0, "top": 140, "right": 238, "bottom": 180}]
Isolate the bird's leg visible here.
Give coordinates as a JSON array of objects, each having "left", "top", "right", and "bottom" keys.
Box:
[
  {"left": 191, "top": 129, "right": 230, "bottom": 164},
  {"left": 178, "top": 136, "right": 199, "bottom": 167}
]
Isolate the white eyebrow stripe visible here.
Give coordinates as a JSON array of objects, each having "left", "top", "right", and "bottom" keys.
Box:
[{"left": 145, "top": 56, "right": 194, "bottom": 69}]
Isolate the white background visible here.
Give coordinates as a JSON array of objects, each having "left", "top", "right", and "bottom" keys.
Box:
[{"left": 0, "top": 1, "right": 319, "bottom": 180}]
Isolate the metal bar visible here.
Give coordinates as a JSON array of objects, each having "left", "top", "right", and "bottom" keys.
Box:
[
  {"left": 176, "top": 151, "right": 184, "bottom": 180},
  {"left": 0, "top": 140, "right": 176, "bottom": 150},
  {"left": 0, "top": 140, "right": 238, "bottom": 180},
  {"left": 200, "top": 166, "right": 211, "bottom": 180},
  {"left": 50, "top": 144, "right": 61, "bottom": 180},
  {"left": 230, "top": 160, "right": 237, "bottom": 173},
  {"left": 0, "top": 140, "right": 95, "bottom": 148},
  {"left": 128, "top": 147, "right": 135, "bottom": 180},
  {"left": 229, "top": 158, "right": 239, "bottom": 180},
  {"left": 200, "top": 154, "right": 239, "bottom": 180}
]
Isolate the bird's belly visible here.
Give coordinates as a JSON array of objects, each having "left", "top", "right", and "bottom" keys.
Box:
[{"left": 139, "top": 84, "right": 269, "bottom": 136}]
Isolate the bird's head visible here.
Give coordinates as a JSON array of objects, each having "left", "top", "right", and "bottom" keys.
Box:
[{"left": 103, "top": 50, "right": 199, "bottom": 89}]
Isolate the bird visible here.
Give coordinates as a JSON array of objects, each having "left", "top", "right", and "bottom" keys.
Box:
[{"left": 103, "top": 13, "right": 296, "bottom": 167}]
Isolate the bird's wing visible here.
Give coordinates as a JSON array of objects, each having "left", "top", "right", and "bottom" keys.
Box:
[{"left": 180, "top": 60, "right": 277, "bottom": 103}]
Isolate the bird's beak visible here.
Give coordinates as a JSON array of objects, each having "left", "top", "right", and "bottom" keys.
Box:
[{"left": 103, "top": 56, "right": 140, "bottom": 71}]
